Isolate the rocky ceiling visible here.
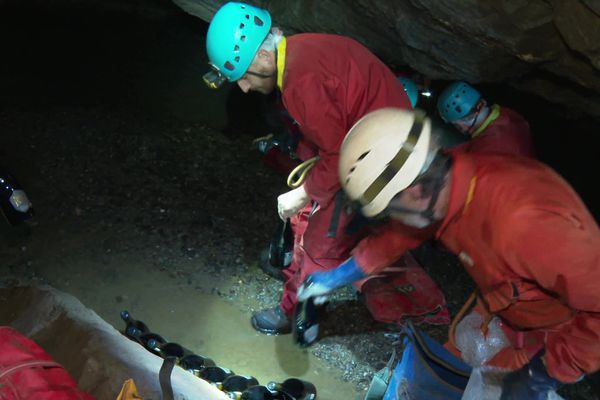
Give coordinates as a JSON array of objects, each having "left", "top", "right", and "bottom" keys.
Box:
[{"left": 173, "top": 0, "right": 600, "bottom": 120}]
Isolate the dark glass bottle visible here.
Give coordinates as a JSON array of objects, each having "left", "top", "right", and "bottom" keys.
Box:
[
  {"left": 292, "top": 295, "right": 319, "bottom": 347},
  {"left": 179, "top": 354, "right": 216, "bottom": 376},
  {"left": 222, "top": 375, "right": 260, "bottom": 399},
  {"left": 135, "top": 332, "right": 167, "bottom": 356},
  {"left": 145, "top": 340, "right": 194, "bottom": 362},
  {"left": 240, "top": 385, "right": 291, "bottom": 400},
  {"left": 197, "top": 365, "right": 234, "bottom": 385},
  {"left": 267, "top": 378, "right": 317, "bottom": 400},
  {"left": 120, "top": 310, "right": 150, "bottom": 339},
  {"left": 269, "top": 218, "right": 294, "bottom": 269}
]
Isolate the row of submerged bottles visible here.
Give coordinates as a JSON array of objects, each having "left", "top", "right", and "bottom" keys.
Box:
[{"left": 120, "top": 310, "right": 317, "bottom": 400}]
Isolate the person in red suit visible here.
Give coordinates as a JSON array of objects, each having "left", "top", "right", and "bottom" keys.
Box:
[{"left": 203, "top": 2, "right": 412, "bottom": 334}]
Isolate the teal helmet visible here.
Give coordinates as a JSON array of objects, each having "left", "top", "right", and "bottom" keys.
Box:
[
  {"left": 437, "top": 81, "right": 481, "bottom": 122},
  {"left": 397, "top": 76, "right": 419, "bottom": 108},
  {"left": 206, "top": 2, "right": 272, "bottom": 82}
]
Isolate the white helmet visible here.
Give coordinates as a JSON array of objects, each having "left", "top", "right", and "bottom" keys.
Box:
[{"left": 339, "top": 108, "right": 432, "bottom": 217}]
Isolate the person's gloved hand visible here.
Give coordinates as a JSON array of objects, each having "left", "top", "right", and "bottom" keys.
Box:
[
  {"left": 277, "top": 185, "right": 310, "bottom": 221},
  {"left": 297, "top": 257, "right": 367, "bottom": 304},
  {"left": 500, "top": 352, "right": 563, "bottom": 400}
]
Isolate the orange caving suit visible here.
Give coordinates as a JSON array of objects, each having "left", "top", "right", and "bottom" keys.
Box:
[
  {"left": 276, "top": 33, "right": 412, "bottom": 315},
  {"left": 353, "top": 151, "right": 600, "bottom": 383},
  {"left": 454, "top": 106, "right": 535, "bottom": 158}
]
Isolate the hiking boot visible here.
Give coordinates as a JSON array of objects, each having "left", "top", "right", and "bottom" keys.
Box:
[{"left": 251, "top": 305, "right": 292, "bottom": 335}]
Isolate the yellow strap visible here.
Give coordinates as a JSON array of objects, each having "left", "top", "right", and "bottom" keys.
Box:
[
  {"left": 116, "top": 379, "right": 143, "bottom": 400},
  {"left": 472, "top": 104, "right": 501, "bottom": 138},
  {"left": 462, "top": 176, "right": 477, "bottom": 215},
  {"left": 287, "top": 156, "right": 320, "bottom": 188},
  {"left": 275, "top": 37, "right": 316, "bottom": 189},
  {"left": 276, "top": 37, "right": 287, "bottom": 91}
]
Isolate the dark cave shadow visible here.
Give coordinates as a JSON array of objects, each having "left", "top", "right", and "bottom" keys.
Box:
[{"left": 317, "top": 298, "right": 395, "bottom": 339}]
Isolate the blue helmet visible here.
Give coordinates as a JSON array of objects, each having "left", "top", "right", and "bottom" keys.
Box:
[
  {"left": 397, "top": 76, "right": 419, "bottom": 108},
  {"left": 206, "top": 2, "right": 272, "bottom": 82},
  {"left": 437, "top": 81, "right": 481, "bottom": 122}
]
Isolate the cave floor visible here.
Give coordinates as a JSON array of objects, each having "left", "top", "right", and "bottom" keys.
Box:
[{"left": 0, "top": 3, "right": 597, "bottom": 399}]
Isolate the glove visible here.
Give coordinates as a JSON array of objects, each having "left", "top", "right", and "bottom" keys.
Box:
[
  {"left": 277, "top": 185, "right": 310, "bottom": 221},
  {"left": 297, "top": 257, "right": 367, "bottom": 304},
  {"left": 500, "top": 352, "right": 562, "bottom": 400}
]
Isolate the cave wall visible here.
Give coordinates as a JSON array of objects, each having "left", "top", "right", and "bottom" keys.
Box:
[{"left": 173, "top": 0, "right": 600, "bottom": 120}]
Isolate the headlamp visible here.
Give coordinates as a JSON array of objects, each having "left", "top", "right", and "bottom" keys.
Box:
[
  {"left": 9, "top": 190, "right": 31, "bottom": 213},
  {"left": 202, "top": 65, "right": 227, "bottom": 89},
  {"left": 1, "top": 169, "right": 34, "bottom": 225}
]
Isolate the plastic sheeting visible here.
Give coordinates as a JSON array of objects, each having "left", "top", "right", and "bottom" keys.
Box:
[{"left": 0, "top": 285, "right": 230, "bottom": 400}]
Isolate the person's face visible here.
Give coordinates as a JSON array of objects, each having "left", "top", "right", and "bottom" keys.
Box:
[
  {"left": 236, "top": 50, "right": 277, "bottom": 95},
  {"left": 385, "top": 179, "right": 450, "bottom": 228},
  {"left": 451, "top": 99, "right": 484, "bottom": 135},
  {"left": 452, "top": 112, "right": 477, "bottom": 135},
  {"left": 386, "top": 185, "right": 436, "bottom": 228}
]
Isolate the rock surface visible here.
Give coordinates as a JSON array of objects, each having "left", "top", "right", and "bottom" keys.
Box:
[{"left": 173, "top": 0, "right": 600, "bottom": 119}]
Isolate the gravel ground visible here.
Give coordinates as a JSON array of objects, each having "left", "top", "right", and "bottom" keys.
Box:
[{"left": 1, "top": 104, "right": 597, "bottom": 399}]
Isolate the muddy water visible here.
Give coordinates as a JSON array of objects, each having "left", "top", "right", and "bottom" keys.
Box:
[{"left": 39, "top": 254, "right": 360, "bottom": 400}]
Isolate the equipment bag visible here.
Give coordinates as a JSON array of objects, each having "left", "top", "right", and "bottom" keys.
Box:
[
  {"left": 383, "top": 321, "right": 471, "bottom": 400},
  {"left": 360, "top": 254, "right": 450, "bottom": 326},
  {"left": 0, "top": 326, "right": 95, "bottom": 400}
]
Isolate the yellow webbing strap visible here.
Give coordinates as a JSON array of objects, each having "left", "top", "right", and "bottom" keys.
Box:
[
  {"left": 276, "top": 37, "right": 287, "bottom": 91},
  {"left": 472, "top": 104, "right": 501, "bottom": 138},
  {"left": 462, "top": 176, "right": 477, "bottom": 215},
  {"left": 116, "top": 379, "right": 143, "bottom": 400}
]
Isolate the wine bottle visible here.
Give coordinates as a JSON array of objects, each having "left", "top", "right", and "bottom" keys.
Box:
[
  {"left": 267, "top": 378, "right": 317, "bottom": 400},
  {"left": 179, "top": 354, "right": 216, "bottom": 376},
  {"left": 222, "top": 375, "right": 259, "bottom": 391},
  {"left": 292, "top": 296, "right": 319, "bottom": 347},
  {"left": 138, "top": 332, "right": 166, "bottom": 356},
  {"left": 240, "top": 385, "right": 291, "bottom": 400},
  {"left": 146, "top": 340, "right": 192, "bottom": 361},
  {"left": 120, "top": 310, "right": 150, "bottom": 339},
  {"left": 197, "top": 366, "right": 234, "bottom": 385},
  {"left": 269, "top": 218, "right": 294, "bottom": 269},
  {"left": 222, "top": 374, "right": 259, "bottom": 397}
]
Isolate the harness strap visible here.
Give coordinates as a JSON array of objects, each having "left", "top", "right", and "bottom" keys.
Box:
[
  {"left": 327, "top": 190, "right": 346, "bottom": 238},
  {"left": 409, "top": 321, "right": 471, "bottom": 378},
  {"left": 159, "top": 356, "right": 176, "bottom": 400}
]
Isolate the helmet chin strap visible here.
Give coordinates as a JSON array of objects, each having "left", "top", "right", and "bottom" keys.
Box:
[{"left": 245, "top": 70, "right": 277, "bottom": 79}]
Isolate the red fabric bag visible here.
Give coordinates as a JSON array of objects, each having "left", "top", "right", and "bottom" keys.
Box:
[
  {"left": 359, "top": 253, "right": 450, "bottom": 326},
  {"left": 0, "top": 326, "right": 95, "bottom": 400}
]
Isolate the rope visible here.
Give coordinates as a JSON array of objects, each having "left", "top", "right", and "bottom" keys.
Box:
[
  {"left": 448, "top": 291, "right": 478, "bottom": 350},
  {"left": 286, "top": 156, "right": 319, "bottom": 188}
]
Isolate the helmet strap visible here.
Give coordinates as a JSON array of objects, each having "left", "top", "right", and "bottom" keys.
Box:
[
  {"left": 245, "top": 70, "right": 277, "bottom": 79},
  {"left": 467, "top": 100, "right": 489, "bottom": 136}
]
